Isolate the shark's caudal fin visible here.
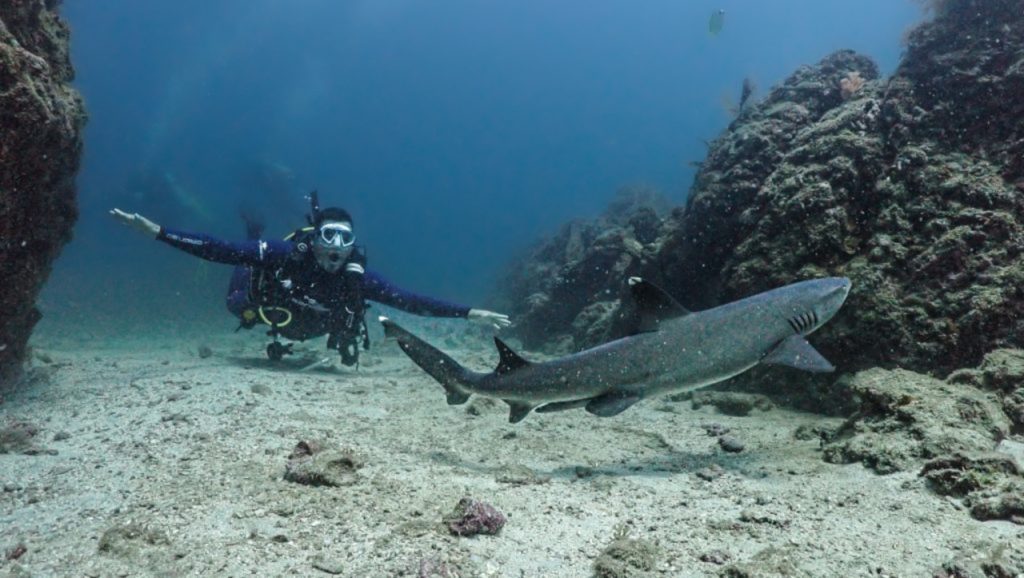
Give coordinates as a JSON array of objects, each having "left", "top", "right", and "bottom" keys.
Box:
[{"left": 379, "top": 316, "right": 472, "bottom": 405}]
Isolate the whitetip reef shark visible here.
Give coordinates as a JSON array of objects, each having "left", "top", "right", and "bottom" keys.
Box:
[{"left": 381, "top": 276, "right": 851, "bottom": 423}]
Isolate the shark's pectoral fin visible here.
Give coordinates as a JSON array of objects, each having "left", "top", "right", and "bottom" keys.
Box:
[
  {"left": 535, "top": 399, "right": 592, "bottom": 413},
  {"left": 762, "top": 335, "right": 835, "bottom": 373},
  {"left": 505, "top": 400, "right": 537, "bottom": 423},
  {"left": 585, "top": 392, "right": 642, "bottom": 417},
  {"left": 626, "top": 277, "right": 690, "bottom": 333}
]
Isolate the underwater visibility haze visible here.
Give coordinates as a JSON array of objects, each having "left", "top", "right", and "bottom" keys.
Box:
[
  {"left": 5, "top": 0, "right": 1024, "bottom": 576},
  {"left": 44, "top": 0, "right": 919, "bottom": 327}
]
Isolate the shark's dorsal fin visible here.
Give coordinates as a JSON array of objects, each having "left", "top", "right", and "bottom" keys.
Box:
[
  {"left": 505, "top": 400, "right": 536, "bottom": 423},
  {"left": 494, "top": 337, "right": 530, "bottom": 374},
  {"left": 628, "top": 277, "right": 690, "bottom": 333},
  {"left": 762, "top": 335, "right": 835, "bottom": 373}
]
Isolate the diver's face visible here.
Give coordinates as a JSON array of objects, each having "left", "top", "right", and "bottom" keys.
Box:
[{"left": 313, "top": 220, "right": 355, "bottom": 273}]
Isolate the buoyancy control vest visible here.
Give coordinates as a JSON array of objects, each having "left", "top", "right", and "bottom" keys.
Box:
[{"left": 240, "top": 226, "right": 370, "bottom": 361}]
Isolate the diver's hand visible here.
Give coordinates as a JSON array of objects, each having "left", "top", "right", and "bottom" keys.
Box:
[
  {"left": 109, "top": 208, "right": 160, "bottom": 238},
  {"left": 467, "top": 309, "right": 512, "bottom": 330}
]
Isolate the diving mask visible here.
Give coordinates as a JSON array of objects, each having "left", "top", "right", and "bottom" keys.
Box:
[{"left": 317, "top": 222, "right": 355, "bottom": 249}]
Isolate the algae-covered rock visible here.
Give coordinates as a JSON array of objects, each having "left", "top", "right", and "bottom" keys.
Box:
[
  {"left": 936, "top": 540, "right": 1024, "bottom": 578},
  {"left": 821, "top": 368, "right": 1009, "bottom": 473},
  {"left": 0, "top": 0, "right": 86, "bottom": 383},
  {"left": 690, "top": 392, "right": 774, "bottom": 416},
  {"left": 97, "top": 523, "right": 171, "bottom": 559},
  {"left": 592, "top": 527, "right": 659, "bottom": 578},
  {"left": 920, "top": 453, "right": 1021, "bottom": 498},
  {"left": 283, "top": 440, "right": 363, "bottom": 487},
  {"left": 948, "top": 349, "right": 1024, "bottom": 432},
  {"left": 721, "top": 546, "right": 811, "bottom": 578}
]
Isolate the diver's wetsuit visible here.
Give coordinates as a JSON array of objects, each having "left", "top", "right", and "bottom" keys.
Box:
[{"left": 156, "top": 228, "right": 470, "bottom": 346}]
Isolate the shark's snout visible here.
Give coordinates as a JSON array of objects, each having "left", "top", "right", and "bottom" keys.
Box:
[
  {"left": 824, "top": 277, "right": 851, "bottom": 299},
  {"left": 814, "top": 277, "right": 851, "bottom": 325}
]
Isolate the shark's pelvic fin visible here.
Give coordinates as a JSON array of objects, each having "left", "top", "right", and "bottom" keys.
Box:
[
  {"left": 494, "top": 337, "right": 531, "bottom": 374},
  {"left": 762, "top": 335, "right": 835, "bottom": 373},
  {"left": 585, "top": 392, "right": 642, "bottom": 417},
  {"left": 505, "top": 400, "right": 537, "bottom": 423},
  {"left": 627, "top": 277, "right": 690, "bottom": 333}
]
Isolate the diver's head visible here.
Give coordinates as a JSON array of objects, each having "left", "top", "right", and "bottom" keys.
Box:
[{"left": 312, "top": 208, "right": 355, "bottom": 273}]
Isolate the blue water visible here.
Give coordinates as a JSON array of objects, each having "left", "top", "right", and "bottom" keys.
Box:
[{"left": 43, "top": 0, "right": 922, "bottom": 333}]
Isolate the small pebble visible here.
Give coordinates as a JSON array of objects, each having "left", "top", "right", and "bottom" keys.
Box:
[
  {"left": 699, "top": 550, "right": 730, "bottom": 565},
  {"left": 703, "top": 423, "right": 730, "bottom": 437},
  {"left": 311, "top": 555, "right": 345, "bottom": 575},
  {"left": 696, "top": 464, "right": 725, "bottom": 481},
  {"left": 718, "top": 435, "right": 745, "bottom": 453}
]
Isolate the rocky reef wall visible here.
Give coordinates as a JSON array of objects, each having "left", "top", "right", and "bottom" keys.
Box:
[
  {"left": 500, "top": 0, "right": 1024, "bottom": 376},
  {"left": 0, "top": 0, "right": 85, "bottom": 383}
]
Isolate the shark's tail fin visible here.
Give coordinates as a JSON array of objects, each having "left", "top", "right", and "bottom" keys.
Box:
[{"left": 380, "top": 316, "right": 472, "bottom": 405}]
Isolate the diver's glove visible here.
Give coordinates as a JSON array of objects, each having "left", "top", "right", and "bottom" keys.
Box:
[
  {"left": 109, "top": 208, "right": 161, "bottom": 238},
  {"left": 467, "top": 309, "right": 512, "bottom": 330}
]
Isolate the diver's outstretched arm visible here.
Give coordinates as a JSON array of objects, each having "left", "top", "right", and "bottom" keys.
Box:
[
  {"left": 110, "top": 208, "right": 160, "bottom": 237},
  {"left": 467, "top": 309, "right": 512, "bottom": 330},
  {"left": 109, "top": 207, "right": 291, "bottom": 266},
  {"left": 361, "top": 271, "right": 511, "bottom": 330}
]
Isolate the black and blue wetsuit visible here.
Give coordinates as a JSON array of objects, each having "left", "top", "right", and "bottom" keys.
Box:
[{"left": 156, "top": 228, "right": 470, "bottom": 346}]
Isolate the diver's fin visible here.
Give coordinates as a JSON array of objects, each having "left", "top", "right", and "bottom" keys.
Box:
[
  {"left": 762, "top": 335, "right": 835, "bottom": 373},
  {"left": 627, "top": 277, "right": 690, "bottom": 332},
  {"left": 535, "top": 399, "right": 593, "bottom": 413},
  {"left": 494, "top": 337, "right": 530, "bottom": 375},
  {"left": 585, "top": 392, "right": 642, "bottom": 417},
  {"left": 379, "top": 316, "right": 472, "bottom": 405},
  {"left": 505, "top": 400, "right": 537, "bottom": 423}
]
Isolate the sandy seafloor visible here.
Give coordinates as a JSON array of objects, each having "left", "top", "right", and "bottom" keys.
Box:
[{"left": 2, "top": 312, "right": 1021, "bottom": 578}]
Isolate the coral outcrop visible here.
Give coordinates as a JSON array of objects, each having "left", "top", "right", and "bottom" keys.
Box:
[
  {"left": 499, "top": 0, "right": 1024, "bottom": 376},
  {"left": 818, "top": 351, "right": 1024, "bottom": 525},
  {"left": 0, "top": 0, "right": 85, "bottom": 383},
  {"left": 497, "top": 185, "right": 669, "bottom": 351}
]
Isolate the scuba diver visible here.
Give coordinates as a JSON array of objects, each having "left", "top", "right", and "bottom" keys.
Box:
[{"left": 109, "top": 193, "right": 511, "bottom": 366}]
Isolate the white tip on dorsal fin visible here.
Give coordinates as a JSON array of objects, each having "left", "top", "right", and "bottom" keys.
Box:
[
  {"left": 494, "top": 337, "right": 530, "bottom": 375},
  {"left": 627, "top": 277, "right": 690, "bottom": 333}
]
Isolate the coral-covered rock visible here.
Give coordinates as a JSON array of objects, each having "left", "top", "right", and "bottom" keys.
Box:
[
  {"left": 497, "top": 185, "right": 670, "bottom": 351},
  {"left": 0, "top": 1, "right": 85, "bottom": 383},
  {"left": 442, "top": 497, "right": 506, "bottom": 537},
  {"left": 948, "top": 349, "right": 1024, "bottom": 433},
  {"left": 499, "top": 0, "right": 1024, "bottom": 378},
  {"left": 821, "top": 368, "right": 1009, "bottom": 474}
]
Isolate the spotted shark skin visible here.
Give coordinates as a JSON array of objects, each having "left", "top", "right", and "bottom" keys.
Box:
[{"left": 382, "top": 276, "right": 851, "bottom": 423}]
